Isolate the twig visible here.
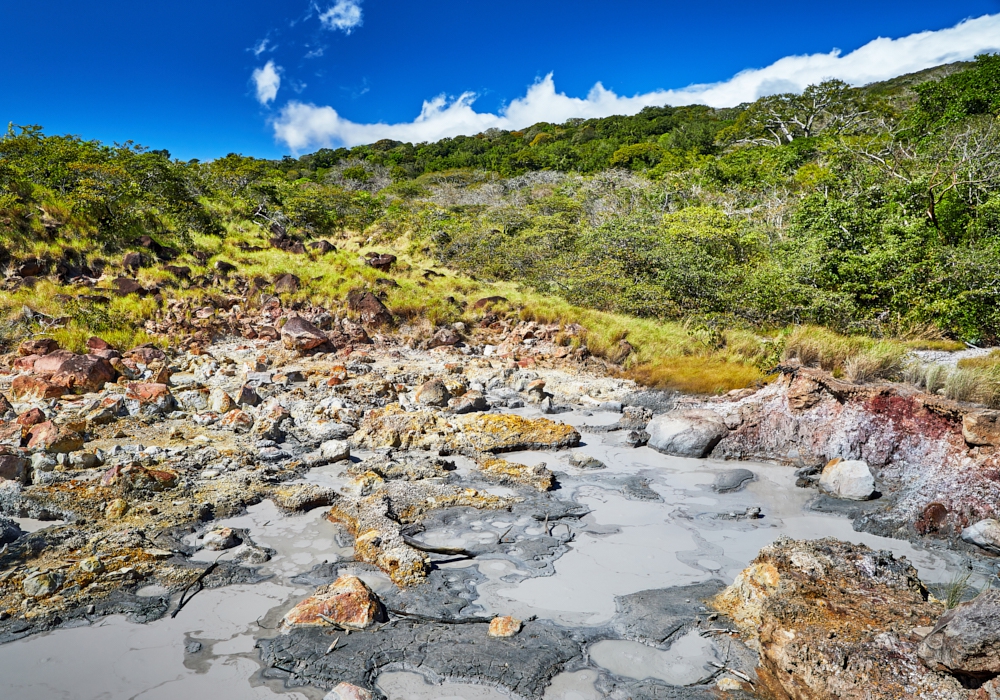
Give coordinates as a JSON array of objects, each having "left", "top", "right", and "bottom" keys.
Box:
[
  {"left": 699, "top": 627, "right": 738, "bottom": 637},
  {"left": 497, "top": 526, "right": 513, "bottom": 544},
  {"left": 402, "top": 535, "right": 474, "bottom": 557},
  {"left": 388, "top": 609, "right": 493, "bottom": 625},
  {"left": 325, "top": 636, "right": 340, "bottom": 654},
  {"left": 170, "top": 562, "right": 218, "bottom": 618},
  {"left": 531, "top": 510, "right": 591, "bottom": 522}
]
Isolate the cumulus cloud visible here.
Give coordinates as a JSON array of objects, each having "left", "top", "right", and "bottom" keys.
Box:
[
  {"left": 253, "top": 61, "right": 282, "bottom": 106},
  {"left": 319, "top": 0, "right": 362, "bottom": 34},
  {"left": 273, "top": 13, "right": 1000, "bottom": 151}
]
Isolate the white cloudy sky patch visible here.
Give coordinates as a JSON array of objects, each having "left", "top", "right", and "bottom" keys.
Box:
[
  {"left": 253, "top": 61, "right": 282, "bottom": 106},
  {"left": 319, "top": 0, "right": 363, "bottom": 34},
  {"left": 273, "top": 13, "right": 1000, "bottom": 151}
]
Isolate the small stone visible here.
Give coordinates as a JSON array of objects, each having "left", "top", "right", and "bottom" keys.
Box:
[
  {"left": 219, "top": 409, "right": 254, "bottom": 433},
  {"left": 185, "top": 642, "right": 203, "bottom": 654},
  {"left": 203, "top": 527, "right": 240, "bottom": 551},
  {"left": 0, "top": 517, "right": 23, "bottom": 545},
  {"left": 105, "top": 498, "right": 129, "bottom": 520},
  {"left": 488, "top": 615, "right": 522, "bottom": 638},
  {"left": 79, "top": 557, "right": 105, "bottom": 574},
  {"left": 568, "top": 452, "right": 605, "bottom": 470},
  {"left": 236, "top": 384, "right": 261, "bottom": 407},
  {"left": 717, "top": 677, "right": 743, "bottom": 691},
  {"left": 209, "top": 388, "right": 235, "bottom": 413},
  {"left": 324, "top": 682, "right": 374, "bottom": 700}
]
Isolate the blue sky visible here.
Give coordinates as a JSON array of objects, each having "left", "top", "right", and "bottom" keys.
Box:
[{"left": 2, "top": 1, "right": 1000, "bottom": 160}]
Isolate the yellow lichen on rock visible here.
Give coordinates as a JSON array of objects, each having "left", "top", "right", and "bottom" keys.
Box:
[{"left": 475, "top": 456, "right": 554, "bottom": 491}]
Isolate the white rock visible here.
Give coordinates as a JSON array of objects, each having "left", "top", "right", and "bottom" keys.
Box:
[
  {"left": 324, "top": 682, "right": 373, "bottom": 700},
  {"left": 320, "top": 439, "right": 351, "bottom": 463},
  {"left": 304, "top": 420, "right": 355, "bottom": 442},
  {"left": 818, "top": 460, "right": 876, "bottom": 501},
  {"left": 961, "top": 519, "right": 1000, "bottom": 554},
  {"left": 646, "top": 409, "right": 728, "bottom": 458}
]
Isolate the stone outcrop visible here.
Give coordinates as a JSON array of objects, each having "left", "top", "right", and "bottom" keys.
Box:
[
  {"left": 712, "top": 537, "right": 982, "bottom": 700},
  {"left": 281, "top": 316, "right": 329, "bottom": 352}
]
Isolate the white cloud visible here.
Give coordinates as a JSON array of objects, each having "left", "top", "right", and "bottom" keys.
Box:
[
  {"left": 273, "top": 13, "right": 1000, "bottom": 151},
  {"left": 252, "top": 61, "right": 282, "bottom": 106},
  {"left": 319, "top": 0, "right": 362, "bottom": 34},
  {"left": 252, "top": 38, "right": 270, "bottom": 57}
]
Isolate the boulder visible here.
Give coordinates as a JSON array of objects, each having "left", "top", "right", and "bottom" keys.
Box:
[
  {"left": 309, "top": 240, "right": 336, "bottom": 254},
  {"left": 488, "top": 616, "right": 523, "bottom": 638},
  {"left": 49, "top": 354, "right": 117, "bottom": 393},
  {"left": 273, "top": 273, "right": 300, "bottom": 293},
  {"left": 283, "top": 575, "right": 384, "bottom": 629},
  {"left": 0, "top": 455, "right": 29, "bottom": 483},
  {"left": 365, "top": 253, "right": 396, "bottom": 272},
  {"left": 234, "top": 385, "right": 260, "bottom": 408},
  {"left": 646, "top": 409, "right": 728, "bottom": 458},
  {"left": 568, "top": 452, "right": 606, "bottom": 470},
  {"left": 124, "top": 345, "right": 166, "bottom": 364},
  {"left": 346, "top": 290, "right": 393, "bottom": 327},
  {"left": 818, "top": 459, "right": 876, "bottom": 501},
  {"left": 255, "top": 399, "right": 291, "bottom": 441},
  {"left": 163, "top": 265, "right": 191, "bottom": 279},
  {"left": 10, "top": 375, "right": 63, "bottom": 400},
  {"left": 209, "top": 388, "right": 235, "bottom": 413},
  {"left": 281, "top": 316, "right": 328, "bottom": 352},
  {"left": 23, "top": 572, "right": 59, "bottom": 598},
  {"left": 963, "top": 410, "right": 1000, "bottom": 446},
  {"left": 86, "top": 336, "right": 113, "bottom": 352},
  {"left": 18, "top": 338, "right": 59, "bottom": 356},
  {"left": 214, "top": 260, "right": 237, "bottom": 274},
  {"left": 16, "top": 408, "right": 47, "bottom": 428},
  {"left": 919, "top": 590, "right": 1000, "bottom": 683},
  {"left": 124, "top": 383, "right": 175, "bottom": 416},
  {"left": 324, "top": 683, "right": 373, "bottom": 700},
  {"left": 448, "top": 390, "right": 488, "bottom": 414},
  {"left": 27, "top": 422, "right": 84, "bottom": 453},
  {"left": 220, "top": 409, "right": 254, "bottom": 433},
  {"left": 122, "top": 252, "right": 143, "bottom": 270},
  {"left": 320, "top": 439, "right": 351, "bottom": 463},
  {"left": 304, "top": 420, "right": 355, "bottom": 442},
  {"left": 31, "top": 349, "right": 77, "bottom": 374},
  {"left": 960, "top": 519, "right": 1000, "bottom": 554},
  {"left": 428, "top": 327, "right": 460, "bottom": 348},
  {"left": 113, "top": 277, "right": 144, "bottom": 296},
  {"left": 415, "top": 379, "right": 451, "bottom": 407},
  {"left": 0, "top": 516, "right": 23, "bottom": 545}
]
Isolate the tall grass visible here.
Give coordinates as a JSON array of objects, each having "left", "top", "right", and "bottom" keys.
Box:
[{"left": 781, "top": 325, "right": 909, "bottom": 382}]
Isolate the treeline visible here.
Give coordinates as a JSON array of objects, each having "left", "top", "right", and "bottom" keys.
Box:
[{"left": 2, "top": 55, "right": 1000, "bottom": 342}]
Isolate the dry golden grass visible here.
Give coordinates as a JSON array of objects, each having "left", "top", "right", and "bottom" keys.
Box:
[{"left": 626, "top": 357, "right": 767, "bottom": 394}]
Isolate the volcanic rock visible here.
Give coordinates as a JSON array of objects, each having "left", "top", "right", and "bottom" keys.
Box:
[
  {"left": 415, "top": 379, "right": 451, "bottom": 407},
  {"left": 646, "top": 409, "right": 728, "bottom": 458},
  {"left": 918, "top": 590, "right": 1000, "bottom": 683},
  {"left": 713, "top": 468, "right": 756, "bottom": 493},
  {"left": 346, "top": 290, "right": 393, "bottom": 327},
  {"left": 963, "top": 410, "right": 1000, "bottom": 446},
  {"left": 27, "top": 422, "right": 84, "bottom": 453},
  {"left": 281, "top": 316, "right": 328, "bottom": 352},
  {"left": 18, "top": 338, "right": 59, "bottom": 356},
  {"left": 488, "top": 616, "right": 522, "bottom": 638},
  {"left": 283, "top": 576, "right": 384, "bottom": 629},
  {"left": 818, "top": 459, "right": 876, "bottom": 501},
  {"left": 960, "top": 519, "right": 1000, "bottom": 554}
]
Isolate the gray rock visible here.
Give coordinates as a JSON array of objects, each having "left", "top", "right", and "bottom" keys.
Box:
[
  {"left": 568, "top": 453, "right": 605, "bottom": 470},
  {"left": 23, "top": 572, "right": 59, "bottom": 598},
  {"left": 448, "top": 391, "right": 488, "bottom": 414},
  {"left": 646, "top": 409, "right": 728, "bottom": 458},
  {"left": 304, "top": 420, "right": 356, "bottom": 442},
  {"left": 202, "top": 527, "right": 240, "bottom": 551},
  {"left": 712, "top": 469, "right": 755, "bottom": 493},
  {"left": 818, "top": 460, "right": 875, "bottom": 501},
  {"left": 919, "top": 590, "right": 1000, "bottom": 681},
  {"left": 960, "top": 519, "right": 1000, "bottom": 554},
  {"left": 0, "top": 517, "right": 23, "bottom": 545}
]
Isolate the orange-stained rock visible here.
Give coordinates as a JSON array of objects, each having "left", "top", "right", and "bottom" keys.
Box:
[
  {"left": 11, "top": 375, "right": 64, "bottom": 400},
  {"left": 325, "top": 683, "right": 373, "bottom": 700},
  {"left": 282, "top": 575, "right": 384, "bottom": 629},
  {"left": 15, "top": 408, "right": 47, "bottom": 428},
  {"left": 100, "top": 463, "right": 178, "bottom": 491},
  {"left": 27, "top": 421, "right": 84, "bottom": 453},
  {"left": 219, "top": 408, "right": 254, "bottom": 433},
  {"left": 488, "top": 615, "right": 522, "bottom": 638},
  {"left": 49, "top": 354, "right": 117, "bottom": 394}
]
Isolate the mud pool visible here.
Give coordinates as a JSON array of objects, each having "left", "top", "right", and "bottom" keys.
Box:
[{"left": 0, "top": 404, "right": 975, "bottom": 699}]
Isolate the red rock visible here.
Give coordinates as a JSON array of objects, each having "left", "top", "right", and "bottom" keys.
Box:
[
  {"left": 113, "top": 277, "right": 144, "bottom": 296},
  {"left": 365, "top": 253, "right": 396, "bottom": 272},
  {"left": 122, "top": 252, "right": 143, "bottom": 270},
  {"left": 124, "top": 345, "right": 167, "bottom": 364},
  {"left": 31, "top": 349, "right": 78, "bottom": 374},
  {"left": 325, "top": 683, "right": 373, "bottom": 700},
  {"left": 11, "top": 375, "right": 64, "bottom": 400},
  {"left": 15, "top": 408, "right": 47, "bottom": 428},
  {"left": 220, "top": 409, "right": 254, "bottom": 433},
  {"left": 258, "top": 326, "right": 279, "bottom": 341},
  {"left": 488, "top": 616, "right": 522, "bottom": 638},
  {"left": 346, "top": 290, "right": 393, "bottom": 327},
  {"left": 281, "top": 316, "right": 329, "bottom": 352},
  {"left": 101, "top": 463, "right": 178, "bottom": 490},
  {"left": 49, "top": 354, "right": 117, "bottom": 394},
  {"left": 124, "top": 383, "right": 175, "bottom": 415},
  {"left": 0, "top": 393, "right": 13, "bottom": 416},
  {"left": 86, "top": 336, "right": 113, "bottom": 352},
  {"left": 428, "top": 328, "right": 460, "bottom": 348},
  {"left": 273, "top": 273, "right": 300, "bottom": 293},
  {"left": 18, "top": 339, "right": 59, "bottom": 356},
  {"left": 12, "top": 355, "right": 40, "bottom": 371},
  {"left": 27, "top": 421, "right": 84, "bottom": 453},
  {"left": 0, "top": 422, "right": 24, "bottom": 447},
  {"left": 282, "top": 576, "right": 383, "bottom": 629}
]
